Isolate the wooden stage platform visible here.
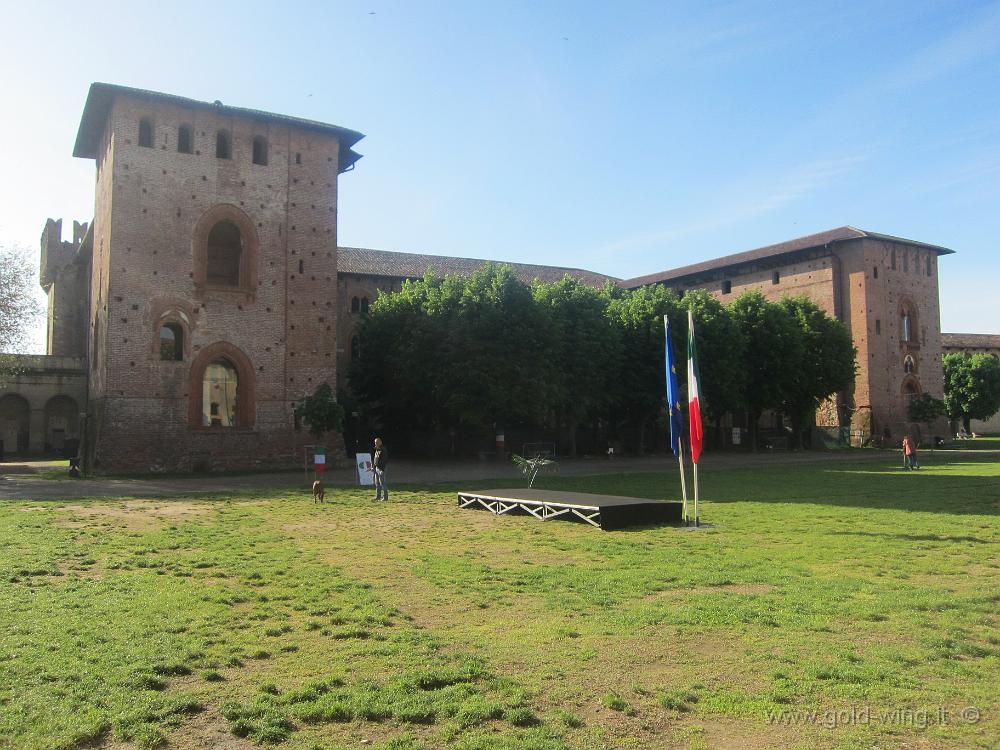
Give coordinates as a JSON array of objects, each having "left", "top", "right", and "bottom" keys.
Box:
[{"left": 457, "top": 488, "right": 682, "bottom": 530}]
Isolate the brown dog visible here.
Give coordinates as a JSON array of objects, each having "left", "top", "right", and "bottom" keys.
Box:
[{"left": 312, "top": 479, "right": 325, "bottom": 503}]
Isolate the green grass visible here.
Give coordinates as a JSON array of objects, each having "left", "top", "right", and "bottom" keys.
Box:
[{"left": 0, "top": 453, "right": 997, "bottom": 749}]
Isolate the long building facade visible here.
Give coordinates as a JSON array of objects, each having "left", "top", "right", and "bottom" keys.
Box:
[{"left": 622, "top": 227, "right": 954, "bottom": 442}]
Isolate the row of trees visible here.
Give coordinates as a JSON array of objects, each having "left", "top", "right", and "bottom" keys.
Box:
[{"left": 351, "top": 264, "right": 857, "bottom": 454}]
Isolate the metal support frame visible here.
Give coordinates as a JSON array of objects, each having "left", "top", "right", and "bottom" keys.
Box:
[{"left": 458, "top": 492, "right": 603, "bottom": 528}]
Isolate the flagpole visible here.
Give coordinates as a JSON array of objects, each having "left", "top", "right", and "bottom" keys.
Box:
[
  {"left": 693, "top": 461, "right": 699, "bottom": 526},
  {"left": 678, "top": 440, "right": 689, "bottom": 524}
]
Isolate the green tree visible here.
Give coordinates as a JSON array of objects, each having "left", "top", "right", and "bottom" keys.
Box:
[
  {"left": 605, "top": 284, "right": 680, "bottom": 453},
  {"left": 942, "top": 352, "right": 1000, "bottom": 433},
  {"left": 778, "top": 296, "right": 856, "bottom": 448},
  {"left": 0, "top": 245, "right": 42, "bottom": 377},
  {"left": 294, "top": 383, "right": 345, "bottom": 444},
  {"left": 729, "top": 291, "right": 804, "bottom": 450},
  {"left": 533, "top": 276, "right": 619, "bottom": 456}
]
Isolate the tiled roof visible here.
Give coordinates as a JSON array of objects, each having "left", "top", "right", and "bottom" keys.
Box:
[
  {"left": 338, "top": 247, "right": 618, "bottom": 287},
  {"left": 941, "top": 333, "right": 1000, "bottom": 350},
  {"left": 621, "top": 226, "right": 955, "bottom": 289},
  {"left": 73, "top": 83, "right": 364, "bottom": 173}
]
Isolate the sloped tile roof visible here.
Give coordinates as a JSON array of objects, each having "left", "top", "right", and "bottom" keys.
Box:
[
  {"left": 941, "top": 333, "right": 1000, "bottom": 350},
  {"left": 338, "top": 246, "right": 618, "bottom": 287},
  {"left": 621, "top": 226, "right": 954, "bottom": 289}
]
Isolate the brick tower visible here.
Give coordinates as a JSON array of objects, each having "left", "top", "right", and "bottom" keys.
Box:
[{"left": 72, "top": 83, "right": 363, "bottom": 472}]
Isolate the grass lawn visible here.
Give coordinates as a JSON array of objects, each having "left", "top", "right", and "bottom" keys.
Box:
[{"left": 0, "top": 453, "right": 997, "bottom": 750}]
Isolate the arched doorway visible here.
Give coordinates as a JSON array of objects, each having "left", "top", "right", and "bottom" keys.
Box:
[
  {"left": 0, "top": 394, "right": 31, "bottom": 456},
  {"left": 44, "top": 395, "right": 79, "bottom": 454}
]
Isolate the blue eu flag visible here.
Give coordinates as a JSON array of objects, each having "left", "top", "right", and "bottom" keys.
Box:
[{"left": 664, "top": 315, "right": 683, "bottom": 458}]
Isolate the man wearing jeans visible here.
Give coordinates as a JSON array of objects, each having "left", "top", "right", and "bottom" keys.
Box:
[{"left": 372, "top": 437, "right": 388, "bottom": 500}]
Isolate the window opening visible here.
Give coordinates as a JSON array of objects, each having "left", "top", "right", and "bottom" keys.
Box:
[
  {"left": 178, "top": 125, "right": 193, "bottom": 154},
  {"left": 138, "top": 118, "right": 153, "bottom": 148},
  {"left": 202, "top": 360, "right": 238, "bottom": 427},
  {"left": 159, "top": 324, "right": 184, "bottom": 361},
  {"left": 206, "top": 220, "right": 241, "bottom": 287}
]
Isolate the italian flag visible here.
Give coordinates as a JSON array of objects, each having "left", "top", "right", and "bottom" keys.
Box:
[{"left": 687, "top": 310, "right": 704, "bottom": 465}]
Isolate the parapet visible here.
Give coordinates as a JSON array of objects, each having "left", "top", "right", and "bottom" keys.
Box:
[{"left": 39, "top": 218, "right": 88, "bottom": 289}]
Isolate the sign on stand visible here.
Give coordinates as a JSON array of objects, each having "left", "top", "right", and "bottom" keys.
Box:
[
  {"left": 356, "top": 453, "right": 374, "bottom": 486},
  {"left": 314, "top": 450, "right": 326, "bottom": 476}
]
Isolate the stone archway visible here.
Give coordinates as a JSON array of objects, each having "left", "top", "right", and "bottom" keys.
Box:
[{"left": 0, "top": 394, "right": 31, "bottom": 456}]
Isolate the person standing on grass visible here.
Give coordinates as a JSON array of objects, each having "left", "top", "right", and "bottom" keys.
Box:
[
  {"left": 902, "top": 435, "right": 919, "bottom": 470},
  {"left": 371, "top": 437, "right": 389, "bottom": 501}
]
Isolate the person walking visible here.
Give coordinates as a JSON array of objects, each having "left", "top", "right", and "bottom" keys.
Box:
[
  {"left": 902, "top": 435, "right": 919, "bottom": 470},
  {"left": 371, "top": 437, "right": 389, "bottom": 501}
]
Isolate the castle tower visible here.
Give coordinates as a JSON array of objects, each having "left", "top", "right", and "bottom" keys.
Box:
[{"left": 72, "top": 83, "right": 363, "bottom": 471}]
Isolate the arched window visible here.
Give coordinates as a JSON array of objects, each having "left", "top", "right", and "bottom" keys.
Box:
[
  {"left": 903, "top": 355, "right": 915, "bottom": 374},
  {"left": 351, "top": 296, "right": 360, "bottom": 313},
  {"left": 177, "top": 124, "right": 193, "bottom": 154},
  {"left": 361, "top": 297, "right": 370, "bottom": 315},
  {"left": 903, "top": 379, "right": 920, "bottom": 408},
  {"left": 216, "top": 130, "right": 231, "bottom": 159},
  {"left": 206, "top": 220, "right": 241, "bottom": 287},
  {"left": 202, "top": 360, "right": 239, "bottom": 427},
  {"left": 138, "top": 118, "right": 153, "bottom": 148},
  {"left": 252, "top": 136, "right": 268, "bottom": 166},
  {"left": 160, "top": 324, "right": 184, "bottom": 361},
  {"left": 351, "top": 336, "right": 360, "bottom": 360},
  {"left": 902, "top": 312, "right": 912, "bottom": 342}
]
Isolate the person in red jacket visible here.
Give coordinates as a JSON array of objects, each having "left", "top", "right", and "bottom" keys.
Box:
[{"left": 902, "top": 435, "right": 919, "bottom": 470}]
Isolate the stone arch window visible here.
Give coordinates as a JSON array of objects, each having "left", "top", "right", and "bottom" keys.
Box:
[
  {"left": 188, "top": 342, "right": 256, "bottom": 429},
  {"left": 177, "top": 124, "right": 193, "bottom": 154},
  {"left": 361, "top": 296, "right": 370, "bottom": 315},
  {"left": 138, "top": 117, "right": 154, "bottom": 148},
  {"left": 903, "top": 355, "right": 915, "bottom": 374},
  {"left": 193, "top": 205, "right": 259, "bottom": 296},
  {"left": 351, "top": 335, "right": 360, "bottom": 360},
  {"left": 0, "top": 393, "right": 31, "bottom": 454},
  {"left": 252, "top": 136, "right": 268, "bottom": 166},
  {"left": 216, "top": 129, "right": 231, "bottom": 159},
  {"left": 206, "top": 221, "right": 241, "bottom": 287},
  {"left": 351, "top": 296, "right": 360, "bottom": 313},
  {"left": 160, "top": 323, "right": 184, "bottom": 361},
  {"left": 902, "top": 377, "right": 921, "bottom": 409},
  {"left": 898, "top": 298, "right": 919, "bottom": 346}
]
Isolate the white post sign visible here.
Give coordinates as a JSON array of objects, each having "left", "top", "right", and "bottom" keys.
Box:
[{"left": 356, "top": 452, "right": 374, "bottom": 486}]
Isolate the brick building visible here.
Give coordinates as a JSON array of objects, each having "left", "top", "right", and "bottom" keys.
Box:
[
  {"left": 5, "top": 83, "right": 988, "bottom": 469},
  {"left": 42, "top": 83, "right": 365, "bottom": 472},
  {"left": 941, "top": 333, "right": 1000, "bottom": 434},
  {"left": 623, "top": 227, "right": 955, "bottom": 442}
]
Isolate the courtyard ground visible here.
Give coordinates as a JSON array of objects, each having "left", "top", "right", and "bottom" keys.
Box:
[{"left": 0, "top": 449, "right": 996, "bottom": 750}]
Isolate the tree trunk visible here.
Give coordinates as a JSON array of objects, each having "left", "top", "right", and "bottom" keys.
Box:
[{"left": 963, "top": 415, "right": 972, "bottom": 434}]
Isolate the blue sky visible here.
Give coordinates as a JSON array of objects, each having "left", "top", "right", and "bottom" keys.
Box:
[{"left": 2, "top": 0, "right": 998, "bottom": 351}]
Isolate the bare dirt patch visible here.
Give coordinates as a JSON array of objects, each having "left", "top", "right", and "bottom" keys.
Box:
[
  {"left": 164, "top": 706, "right": 258, "bottom": 750},
  {"left": 647, "top": 583, "right": 777, "bottom": 599},
  {"left": 55, "top": 500, "right": 210, "bottom": 531}
]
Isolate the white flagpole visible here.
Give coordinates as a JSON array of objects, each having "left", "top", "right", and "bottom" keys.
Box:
[
  {"left": 693, "top": 462, "right": 700, "bottom": 526},
  {"left": 678, "top": 440, "right": 689, "bottom": 524}
]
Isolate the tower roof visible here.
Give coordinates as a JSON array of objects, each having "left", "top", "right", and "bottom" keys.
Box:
[{"left": 73, "top": 83, "right": 364, "bottom": 173}]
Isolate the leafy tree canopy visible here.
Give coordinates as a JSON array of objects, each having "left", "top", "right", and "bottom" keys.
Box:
[{"left": 943, "top": 352, "right": 1000, "bottom": 431}]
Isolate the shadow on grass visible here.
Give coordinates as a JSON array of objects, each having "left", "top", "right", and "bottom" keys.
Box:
[{"left": 829, "top": 530, "right": 993, "bottom": 544}]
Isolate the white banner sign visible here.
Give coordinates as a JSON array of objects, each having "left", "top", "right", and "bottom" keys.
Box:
[{"left": 356, "top": 453, "right": 374, "bottom": 485}]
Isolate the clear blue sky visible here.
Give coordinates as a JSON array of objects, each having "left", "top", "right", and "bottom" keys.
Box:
[{"left": 2, "top": 0, "right": 998, "bottom": 352}]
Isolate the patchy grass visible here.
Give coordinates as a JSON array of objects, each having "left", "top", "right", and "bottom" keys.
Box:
[{"left": 0, "top": 453, "right": 997, "bottom": 749}]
